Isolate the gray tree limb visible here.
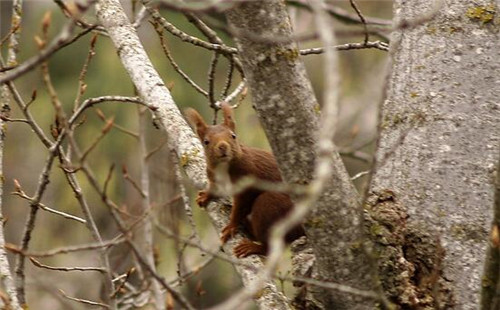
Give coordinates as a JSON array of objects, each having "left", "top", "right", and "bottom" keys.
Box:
[{"left": 225, "top": 1, "right": 377, "bottom": 308}]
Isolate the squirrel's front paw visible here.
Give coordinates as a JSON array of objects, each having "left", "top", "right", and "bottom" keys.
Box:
[
  {"left": 221, "top": 223, "right": 238, "bottom": 244},
  {"left": 196, "top": 190, "right": 211, "bottom": 207}
]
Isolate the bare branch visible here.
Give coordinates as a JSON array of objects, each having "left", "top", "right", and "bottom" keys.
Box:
[
  {"left": 300, "top": 41, "right": 389, "bottom": 55},
  {"left": 208, "top": 52, "right": 220, "bottom": 108},
  {"left": 30, "top": 257, "right": 106, "bottom": 273},
  {"left": 183, "top": 12, "right": 244, "bottom": 74},
  {"left": 6, "top": 237, "right": 125, "bottom": 258},
  {"left": 14, "top": 148, "right": 60, "bottom": 305},
  {"left": 12, "top": 191, "right": 86, "bottom": 224},
  {"left": 143, "top": 1, "right": 237, "bottom": 55},
  {"left": 73, "top": 34, "right": 98, "bottom": 111},
  {"left": 0, "top": 25, "right": 96, "bottom": 85},
  {"left": 152, "top": 21, "right": 208, "bottom": 98},
  {"left": 122, "top": 165, "right": 147, "bottom": 198},
  {"left": 348, "top": 0, "right": 369, "bottom": 44},
  {"left": 59, "top": 289, "right": 110, "bottom": 309},
  {"left": 287, "top": 0, "right": 392, "bottom": 26}
]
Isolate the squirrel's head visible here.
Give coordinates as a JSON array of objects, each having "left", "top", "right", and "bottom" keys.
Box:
[{"left": 185, "top": 102, "right": 242, "bottom": 166}]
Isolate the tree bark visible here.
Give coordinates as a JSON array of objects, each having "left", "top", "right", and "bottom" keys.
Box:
[
  {"left": 225, "top": 1, "right": 377, "bottom": 308},
  {"left": 0, "top": 0, "right": 25, "bottom": 308},
  {"left": 373, "top": 0, "right": 500, "bottom": 308},
  {"left": 95, "top": 0, "right": 292, "bottom": 308}
]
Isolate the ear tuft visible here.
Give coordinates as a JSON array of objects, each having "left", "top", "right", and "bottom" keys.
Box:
[
  {"left": 220, "top": 102, "right": 235, "bottom": 131},
  {"left": 184, "top": 108, "right": 208, "bottom": 138}
]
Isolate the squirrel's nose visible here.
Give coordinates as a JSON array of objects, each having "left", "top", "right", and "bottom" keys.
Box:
[{"left": 217, "top": 142, "right": 229, "bottom": 155}]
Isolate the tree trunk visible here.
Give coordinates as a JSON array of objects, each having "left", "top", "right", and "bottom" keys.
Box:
[
  {"left": 372, "top": 0, "right": 500, "bottom": 308},
  {"left": 225, "top": 1, "right": 377, "bottom": 308}
]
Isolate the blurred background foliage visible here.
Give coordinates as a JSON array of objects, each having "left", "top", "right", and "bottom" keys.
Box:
[{"left": 0, "top": 0, "right": 391, "bottom": 308}]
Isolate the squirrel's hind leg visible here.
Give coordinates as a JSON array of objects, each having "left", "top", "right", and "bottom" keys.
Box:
[{"left": 233, "top": 239, "right": 266, "bottom": 258}]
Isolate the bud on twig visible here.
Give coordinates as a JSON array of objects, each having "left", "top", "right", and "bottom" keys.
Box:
[
  {"left": 90, "top": 34, "right": 98, "bottom": 48},
  {"left": 80, "top": 83, "right": 87, "bottom": 95},
  {"left": 102, "top": 118, "right": 114, "bottom": 134},
  {"left": 95, "top": 108, "right": 105, "bottom": 121},
  {"left": 42, "top": 11, "right": 52, "bottom": 35},
  {"left": 13, "top": 179, "right": 22, "bottom": 193},
  {"left": 34, "top": 35, "right": 45, "bottom": 49}
]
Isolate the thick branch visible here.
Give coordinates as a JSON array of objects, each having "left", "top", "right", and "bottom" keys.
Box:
[{"left": 225, "top": 1, "right": 377, "bottom": 308}]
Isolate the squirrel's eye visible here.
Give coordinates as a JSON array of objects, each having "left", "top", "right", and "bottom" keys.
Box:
[
  {"left": 231, "top": 133, "right": 236, "bottom": 139},
  {"left": 203, "top": 139, "right": 209, "bottom": 145}
]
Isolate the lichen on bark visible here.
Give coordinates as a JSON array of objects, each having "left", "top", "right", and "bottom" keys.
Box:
[{"left": 365, "top": 190, "right": 454, "bottom": 309}]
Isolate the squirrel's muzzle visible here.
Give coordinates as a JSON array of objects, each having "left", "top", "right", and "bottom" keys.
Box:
[{"left": 216, "top": 141, "right": 230, "bottom": 157}]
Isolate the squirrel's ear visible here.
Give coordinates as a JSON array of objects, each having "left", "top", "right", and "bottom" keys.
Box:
[
  {"left": 184, "top": 108, "right": 207, "bottom": 138},
  {"left": 220, "top": 102, "right": 235, "bottom": 131}
]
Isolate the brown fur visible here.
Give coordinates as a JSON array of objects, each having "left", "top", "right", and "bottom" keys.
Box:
[{"left": 185, "top": 103, "right": 305, "bottom": 257}]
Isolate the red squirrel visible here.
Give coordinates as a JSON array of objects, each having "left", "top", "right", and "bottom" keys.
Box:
[{"left": 185, "top": 103, "right": 305, "bottom": 257}]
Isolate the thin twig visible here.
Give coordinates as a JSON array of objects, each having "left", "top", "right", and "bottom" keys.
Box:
[
  {"left": 288, "top": 0, "right": 392, "bottom": 26},
  {"left": 132, "top": 6, "right": 149, "bottom": 28},
  {"left": 208, "top": 52, "right": 220, "bottom": 108},
  {"left": 339, "top": 149, "right": 372, "bottom": 163},
  {"left": 59, "top": 289, "right": 110, "bottom": 309},
  {"left": 103, "top": 163, "right": 115, "bottom": 198},
  {"left": 14, "top": 147, "right": 60, "bottom": 305},
  {"left": 111, "top": 268, "right": 135, "bottom": 298},
  {"left": 122, "top": 165, "right": 147, "bottom": 198},
  {"left": 71, "top": 96, "right": 147, "bottom": 126},
  {"left": 221, "top": 59, "right": 234, "bottom": 98},
  {"left": 5, "top": 237, "right": 125, "bottom": 258},
  {"left": 1, "top": 58, "right": 52, "bottom": 147},
  {"left": 144, "top": 139, "right": 168, "bottom": 161},
  {"left": 300, "top": 41, "right": 389, "bottom": 55},
  {"left": 95, "top": 109, "right": 139, "bottom": 139},
  {"left": 143, "top": 1, "right": 237, "bottom": 56},
  {"left": 214, "top": 80, "right": 246, "bottom": 107},
  {"left": 73, "top": 34, "right": 98, "bottom": 112},
  {"left": 349, "top": 0, "right": 369, "bottom": 44},
  {"left": 79, "top": 118, "right": 114, "bottom": 163},
  {"left": 52, "top": 0, "right": 103, "bottom": 31},
  {"left": 30, "top": 257, "right": 106, "bottom": 273},
  {"left": 12, "top": 191, "right": 86, "bottom": 224},
  {"left": 184, "top": 12, "right": 244, "bottom": 74},
  {"left": 351, "top": 170, "right": 370, "bottom": 181},
  {"left": 0, "top": 25, "right": 96, "bottom": 84},
  {"left": 0, "top": 117, "right": 29, "bottom": 124},
  {"left": 152, "top": 21, "right": 208, "bottom": 97},
  {"left": 0, "top": 24, "right": 20, "bottom": 49}
]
